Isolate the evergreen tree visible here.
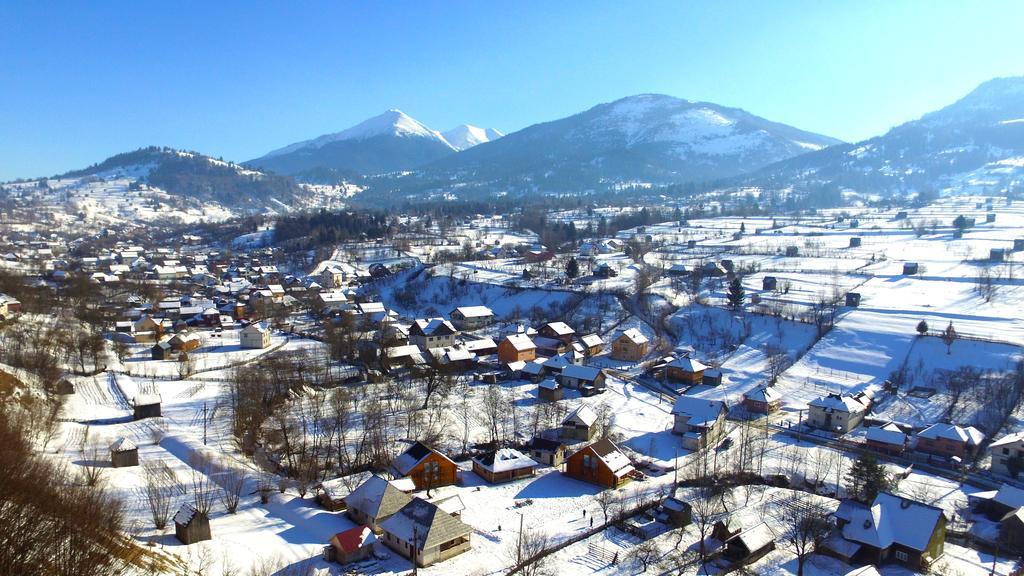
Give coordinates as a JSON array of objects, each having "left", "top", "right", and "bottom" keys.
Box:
[
  {"left": 846, "top": 453, "right": 890, "bottom": 502},
  {"left": 565, "top": 257, "right": 580, "bottom": 279},
  {"left": 916, "top": 319, "right": 928, "bottom": 336},
  {"left": 727, "top": 277, "right": 745, "bottom": 310}
]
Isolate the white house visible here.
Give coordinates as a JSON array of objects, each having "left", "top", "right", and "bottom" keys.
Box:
[
  {"left": 240, "top": 322, "right": 271, "bottom": 349},
  {"left": 807, "top": 393, "right": 869, "bottom": 434},
  {"left": 990, "top": 431, "right": 1024, "bottom": 477}
]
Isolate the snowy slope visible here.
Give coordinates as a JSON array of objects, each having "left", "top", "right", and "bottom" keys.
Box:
[{"left": 263, "top": 109, "right": 454, "bottom": 158}]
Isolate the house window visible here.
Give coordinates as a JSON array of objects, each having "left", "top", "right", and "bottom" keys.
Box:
[
  {"left": 894, "top": 550, "right": 908, "bottom": 562},
  {"left": 583, "top": 454, "right": 597, "bottom": 474},
  {"left": 425, "top": 460, "right": 440, "bottom": 481},
  {"left": 1004, "top": 448, "right": 1010, "bottom": 455}
]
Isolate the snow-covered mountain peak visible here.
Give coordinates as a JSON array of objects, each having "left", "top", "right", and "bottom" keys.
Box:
[
  {"left": 264, "top": 110, "right": 454, "bottom": 158},
  {"left": 442, "top": 124, "right": 504, "bottom": 150}
]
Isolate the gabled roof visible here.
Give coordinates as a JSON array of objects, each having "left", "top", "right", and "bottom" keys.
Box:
[
  {"left": 617, "top": 328, "right": 648, "bottom": 345},
  {"left": 134, "top": 394, "right": 162, "bottom": 406},
  {"left": 671, "top": 396, "right": 727, "bottom": 427},
  {"left": 330, "top": 525, "right": 377, "bottom": 553},
  {"left": 840, "top": 492, "right": 946, "bottom": 552},
  {"left": 391, "top": 441, "right": 455, "bottom": 476},
  {"left": 526, "top": 436, "right": 565, "bottom": 452},
  {"left": 562, "top": 405, "right": 598, "bottom": 427},
  {"left": 173, "top": 502, "right": 203, "bottom": 526},
  {"left": 575, "top": 438, "right": 635, "bottom": 478},
  {"left": 379, "top": 498, "right": 473, "bottom": 549},
  {"left": 865, "top": 423, "right": 906, "bottom": 446},
  {"left": 344, "top": 475, "right": 413, "bottom": 520},
  {"left": 560, "top": 364, "right": 602, "bottom": 382},
  {"left": 580, "top": 334, "right": 604, "bottom": 347},
  {"left": 473, "top": 448, "right": 538, "bottom": 473},
  {"left": 503, "top": 333, "right": 536, "bottom": 352},
  {"left": 109, "top": 437, "right": 137, "bottom": 452},
  {"left": 990, "top": 430, "right": 1024, "bottom": 448},
  {"left": 917, "top": 422, "right": 985, "bottom": 445},
  {"left": 543, "top": 322, "right": 575, "bottom": 336},
  {"left": 729, "top": 521, "right": 776, "bottom": 552},
  {"left": 410, "top": 318, "right": 458, "bottom": 337},
  {"left": 809, "top": 393, "right": 867, "bottom": 414},
  {"left": 743, "top": 386, "right": 780, "bottom": 403},
  {"left": 453, "top": 305, "right": 494, "bottom": 318},
  {"left": 668, "top": 356, "right": 707, "bottom": 373}
]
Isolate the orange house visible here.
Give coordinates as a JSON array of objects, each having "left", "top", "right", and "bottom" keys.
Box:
[
  {"left": 390, "top": 442, "right": 458, "bottom": 491},
  {"left": 564, "top": 438, "right": 636, "bottom": 489},
  {"left": 498, "top": 333, "right": 537, "bottom": 364}
]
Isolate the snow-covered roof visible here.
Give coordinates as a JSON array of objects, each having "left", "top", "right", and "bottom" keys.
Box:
[
  {"left": 865, "top": 423, "right": 906, "bottom": 446},
  {"left": 344, "top": 475, "right": 413, "bottom": 519},
  {"left": 731, "top": 521, "right": 775, "bottom": 551},
  {"left": 973, "top": 484, "right": 1024, "bottom": 510},
  {"left": 318, "top": 471, "right": 374, "bottom": 501},
  {"left": 563, "top": 405, "right": 598, "bottom": 427},
  {"left": 617, "top": 328, "right": 648, "bottom": 345},
  {"left": 538, "top": 378, "right": 560, "bottom": 390},
  {"left": 840, "top": 492, "right": 946, "bottom": 552},
  {"left": 378, "top": 498, "right": 472, "bottom": 549},
  {"left": 330, "top": 525, "right": 377, "bottom": 553},
  {"left": 134, "top": 394, "right": 161, "bottom": 406},
  {"left": 580, "top": 438, "right": 634, "bottom": 478},
  {"left": 580, "top": 334, "right": 604, "bottom": 347},
  {"left": 473, "top": 448, "right": 538, "bottom": 473},
  {"left": 109, "top": 437, "right": 137, "bottom": 452},
  {"left": 453, "top": 305, "right": 494, "bottom": 318},
  {"left": 173, "top": 502, "right": 202, "bottom": 526},
  {"left": 411, "top": 317, "right": 458, "bottom": 337},
  {"left": 504, "top": 333, "right": 536, "bottom": 352},
  {"left": 391, "top": 441, "right": 454, "bottom": 476},
  {"left": 809, "top": 393, "right": 867, "bottom": 414},
  {"left": 560, "top": 364, "right": 602, "bottom": 383},
  {"left": 917, "top": 422, "right": 985, "bottom": 445},
  {"left": 991, "top": 431, "right": 1024, "bottom": 448},
  {"left": 743, "top": 386, "right": 780, "bottom": 403},
  {"left": 671, "top": 396, "right": 726, "bottom": 427},
  {"left": 668, "top": 356, "right": 707, "bottom": 372},
  {"left": 543, "top": 322, "right": 575, "bottom": 336}
]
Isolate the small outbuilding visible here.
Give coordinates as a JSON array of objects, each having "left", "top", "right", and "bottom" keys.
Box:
[
  {"left": 845, "top": 292, "right": 862, "bottom": 307},
  {"left": 762, "top": 276, "right": 778, "bottom": 291},
  {"left": 849, "top": 237, "right": 862, "bottom": 248},
  {"left": 174, "top": 502, "right": 211, "bottom": 545},
  {"left": 902, "top": 262, "right": 919, "bottom": 275},
  {"left": 324, "top": 525, "right": 377, "bottom": 565},
  {"left": 133, "top": 394, "right": 162, "bottom": 420},
  {"left": 109, "top": 437, "right": 139, "bottom": 468},
  {"left": 538, "top": 378, "right": 563, "bottom": 402},
  {"left": 471, "top": 448, "right": 538, "bottom": 484},
  {"left": 525, "top": 436, "right": 568, "bottom": 467}
]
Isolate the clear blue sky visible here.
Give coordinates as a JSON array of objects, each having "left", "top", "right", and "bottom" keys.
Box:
[{"left": 2, "top": 1, "right": 1023, "bottom": 180}]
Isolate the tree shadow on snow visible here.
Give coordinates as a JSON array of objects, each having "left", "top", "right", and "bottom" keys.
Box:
[{"left": 514, "top": 471, "right": 601, "bottom": 499}]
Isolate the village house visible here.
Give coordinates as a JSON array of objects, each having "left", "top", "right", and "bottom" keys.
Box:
[
  {"left": 538, "top": 378, "right": 563, "bottom": 402},
  {"left": 970, "top": 484, "right": 1024, "bottom": 522},
  {"left": 471, "top": 448, "right": 539, "bottom": 484},
  {"left": 807, "top": 393, "right": 869, "bottom": 434},
  {"left": 564, "top": 438, "right": 637, "bottom": 489},
  {"left": 579, "top": 334, "right": 605, "bottom": 356},
  {"left": 561, "top": 405, "right": 599, "bottom": 441},
  {"left": 990, "top": 431, "right": 1024, "bottom": 477},
  {"left": 539, "top": 321, "right": 576, "bottom": 344},
  {"left": 742, "top": 386, "right": 781, "bottom": 414},
  {"left": 378, "top": 498, "right": 473, "bottom": 567},
  {"left": 240, "top": 321, "right": 272, "bottom": 349},
  {"left": 666, "top": 356, "right": 707, "bottom": 384},
  {"left": 671, "top": 396, "right": 728, "bottom": 450},
  {"left": 168, "top": 330, "right": 202, "bottom": 353},
  {"left": 344, "top": 475, "right": 414, "bottom": 532},
  {"left": 525, "top": 436, "right": 568, "bottom": 467},
  {"left": 914, "top": 423, "right": 984, "bottom": 460},
  {"left": 409, "top": 318, "right": 459, "bottom": 349},
  {"left": 390, "top": 441, "right": 459, "bottom": 491},
  {"left": 324, "top": 525, "right": 377, "bottom": 565},
  {"left": 724, "top": 521, "right": 777, "bottom": 565},
  {"left": 449, "top": 305, "right": 495, "bottom": 330},
  {"left": 109, "top": 437, "right": 138, "bottom": 468},
  {"left": 827, "top": 493, "right": 947, "bottom": 571},
  {"left": 174, "top": 502, "right": 211, "bottom": 545},
  {"left": 611, "top": 328, "right": 649, "bottom": 361},
  {"left": 557, "top": 364, "right": 607, "bottom": 395},
  {"left": 498, "top": 333, "right": 537, "bottom": 363},
  {"left": 865, "top": 423, "right": 909, "bottom": 455}
]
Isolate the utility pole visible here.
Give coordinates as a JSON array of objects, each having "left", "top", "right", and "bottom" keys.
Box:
[{"left": 202, "top": 402, "right": 208, "bottom": 445}]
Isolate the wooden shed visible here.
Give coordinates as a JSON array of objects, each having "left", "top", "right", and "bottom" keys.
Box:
[
  {"left": 109, "top": 437, "right": 139, "bottom": 468},
  {"left": 174, "top": 503, "right": 211, "bottom": 545},
  {"left": 133, "top": 394, "right": 162, "bottom": 420},
  {"left": 324, "top": 525, "right": 377, "bottom": 564}
]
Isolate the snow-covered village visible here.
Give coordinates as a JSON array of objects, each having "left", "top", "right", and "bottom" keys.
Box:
[{"left": 4, "top": 4, "right": 1024, "bottom": 576}]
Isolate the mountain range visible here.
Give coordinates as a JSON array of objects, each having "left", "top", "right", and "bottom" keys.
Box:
[{"left": 9, "top": 76, "right": 1024, "bottom": 215}]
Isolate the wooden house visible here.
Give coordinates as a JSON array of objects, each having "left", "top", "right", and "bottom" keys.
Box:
[
  {"left": 151, "top": 340, "right": 173, "bottom": 360},
  {"left": 561, "top": 405, "right": 599, "bottom": 441},
  {"left": 168, "top": 331, "right": 201, "bottom": 353},
  {"left": 579, "top": 334, "right": 604, "bottom": 356},
  {"left": 390, "top": 442, "right": 459, "bottom": 491},
  {"left": 724, "top": 522, "right": 776, "bottom": 565},
  {"left": 525, "top": 437, "right": 567, "bottom": 467},
  {"left": 671, "top": 396, "right": 728, "bottom": 450},
  {"left": 109, "top": 437, "right": 139, "bottom": 468},
  {"left": 865, "top": 423, "right": 908, "bottom": 455},
  {"left": 564, "top": 438, "right": 636, "bottom": 489},
  {"left": 324, "top": 525, "right": 377, "bottom": 565},
  {"left": 666, "top": 356, "right": 707, "bottom": 384},
  {"left": 498, "top": 333, "right": 537, "bottom": 363},
  {"left": 449, "top": 306, "right": 494, "bottom": 330},
  {"left": 174, "top": 503, "right": 211, "bottom": 545},
  {"left": 611, "top": 328, "right": 649, "bottom": 361},
  {"left": 471, "top": 448, "right": 538, "bottom": 484},
  {"left": 539, "top": 322, "right": 575, "bottom": 345},
  {"left": 742, "top": 386, "right": 781, "bottom": 414}
]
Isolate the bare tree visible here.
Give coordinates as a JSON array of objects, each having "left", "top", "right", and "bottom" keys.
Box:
[
  {"left": 773, "top": 495, "right": 832, "bottom": 576},
  {"left": 507, "top": 527, "right": 554, "bottom": 576},
  {"left": 142, "top": 463, "right": 175, "bottom": 530},
  {"left": 690, "top": 486, "right": 725, "bottom": 572},
  {"left": 595, "top": 489, "right": 620, "bottom": 525},
  {"left": 218, "top": 467, "right": 247, "bottom": 514}
]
